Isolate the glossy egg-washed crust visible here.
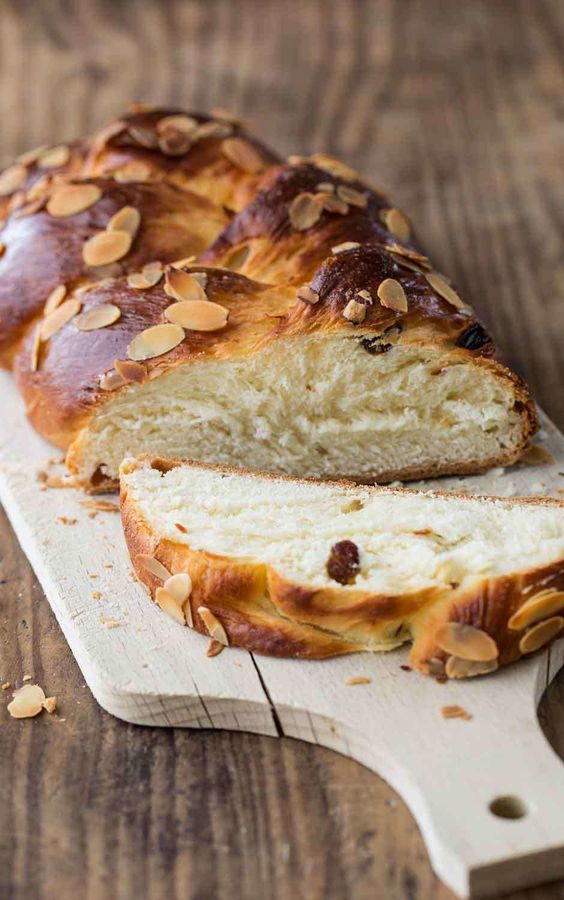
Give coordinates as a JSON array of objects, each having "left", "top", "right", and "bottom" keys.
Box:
[{"left": 121, "top": 457, "right": 564, "bottom": 675}]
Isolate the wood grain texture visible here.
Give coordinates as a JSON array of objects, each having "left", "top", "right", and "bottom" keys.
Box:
[{"left": 1, "top": 0, "right": 564, "bottom": 898}]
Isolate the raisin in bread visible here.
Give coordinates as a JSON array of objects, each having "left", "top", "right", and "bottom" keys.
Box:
[{"left": 120, "top": 456, "right": 564, "bottom": 678}]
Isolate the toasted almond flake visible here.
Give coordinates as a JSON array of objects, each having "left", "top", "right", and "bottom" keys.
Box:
[
  {"left": 16, "top": 144, "right": 48, "bottom": 166},
  {"left": 435, "top": 622, "right": 498, "bottom": 662},
  {"left": 164, "top": 573, "right": 192, "bottom": 604},
  {"left": 508, "top": 590, "right": 564, "bottom": 631},
  {"left": 336, "top": 184, "right": 367, "bottom": 207},
  {"left": 38, "top": 145, "right": 70, "bottom": 169},
  {"left": 345, "top": 676, "right": 372, "bottom": 685},
  {"left": 190, "top": 271, "right": 208, "bottom": 289},
  {"left": 289, "top": 192, "right": 323, "bottom": 231},
  {"left": 425, "top": 272, "right": 464, "bottom": 309},
  {"left": 385, "top": 242, "right": 429, "bottom": 265},
  {"left": 127, "top": 272, "right": 152, "bottom": 289},
  {"left": 142, "top": 261, "right": 164, "bottom": 284},
  {"left": 165, "top": 299, "right": 229, "bottom": 331},
  {"left": 441, "top": 704, "right": 472, "bottom": 720},
  {"left": 171, "top": 255, "right": 197, "bottom": 269},
  {"left": 207, "top": 639, "right": 225, "bottom": 657},
  {"left": 221, "top": 137, "right": 266, "bottom": 174},
  {"left": 310, "top": 154, "right": 358, "bottom": 181},
  {"left": 389, "top": 252, "right": 424, "bottom": 273},
  {"left": 46, "top": 183, "right": 102, "bottom": 217},
  {"left": 318, "top": 192, "right": 349, "bottom": 214},
  {"left": 332, "top": 241, "right": 361, "bottom": 254},
  {"left": 316, "top": 182, "right": 335, "bottom": 194},
  {"left": 520, "top": 444, "right": 555, "bottom": 466},
  {"left": 155, "top": 587, "right": 185, "bottom": 625},
  {"left": 74, "top": 303, "right": 121, "bottom": 331},
  {"left": 127, "top": 323, "right": 185, "bottom": 360},
  {"left": 114, "top": 358, "right": 147, "bottom": 384},
  {"left": 127, "top": 125, "right": 159, "bottom": 149},
  {"left": 26, "top": 174, "right": 51, "bottom": 201},
  {"left": 357, "top": 289, "right": 373, "bottom": 303},
  {"left": 165, "top": 268, "right": 207, "bottom": 302},
  {"left": 158, "top": 129, "right": 193, "bottom": 156},
  {"left": 519, "top": 616, "right": 564, "bottom": 655},
  {"left": 99, "top": 368, "right": 126, "bottom": 391},
  {"left": 297, "top": 285, "right": 320, "bottom": 305},
  {"left": 80, "top": 498, "right": 119, "bottom": 512},
  {"left": 198, "top": 606, "right": 229, "bottom": 645},
  {"left": 30, "top": 326, "right": 42, "bottom": 372},
  {"left": 211, "top": 107, "right": 242, "bottom": 125},
  {"left": 113, "top": 161, "right": 152, "bottom": 183},
  {"left": 445, "top": 656, "right": 498, "bottom": 679},
  {"left": 7, "top": 684, "right": 46, "bottom": 718},
  {"left": 183, "top": 597, "right": 194, "bottom": 628},
  {"left": 107, "top": 205, "right": 141, "bottom": 238},
  {"left": 137, "top": 554, "right": 172, "bottom": 581},
  {"left": 0, "top": 164, "right": 27, "bottom": 196},
  {"left": 343, "top": 298, "right": 367, "bottom": 324},
  {"left": 377, "top": 278, "right": 408, "bottom": 312},
  {"left": 381, "top": 207, "right": 411, "bottom": 242},
  {"left": 83, "top": 230, "right": 132, "bottom": 267},
  {"left": 43, "top": 696, "right": 57, "bottom": 714},
  {"left": 157, "top": 114, "right": 198, "bottom": 135},
  {"left": 41, "top": 298, "right": 81, "bottom": 340}
]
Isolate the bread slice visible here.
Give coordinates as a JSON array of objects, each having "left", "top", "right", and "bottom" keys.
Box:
[{"left": 120, "top": 456, "right": 564, "bottom": 678}]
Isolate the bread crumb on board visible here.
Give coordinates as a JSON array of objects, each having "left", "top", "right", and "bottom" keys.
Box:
[
  {"left": 345, "top": 676, "right": 372, "bottom": 686},
  {"left": 6, "top": 683, "right": 57, "bottom": 719},
  {"left": 441, "top": 704, "right": 472, "bottom": 721}
]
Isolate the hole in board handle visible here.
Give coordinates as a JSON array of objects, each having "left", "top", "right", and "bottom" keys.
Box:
[{"left": 489, "top": 795, "right": 528, "bottom": 820}]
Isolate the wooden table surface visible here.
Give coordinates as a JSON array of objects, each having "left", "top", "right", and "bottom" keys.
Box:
[{"left": 1, "top": 1, "right": 564, "bottom": 898}]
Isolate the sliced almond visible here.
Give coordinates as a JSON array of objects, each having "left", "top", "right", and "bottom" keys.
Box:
[
  {"left": 158, "top": 129, "right": 193, "bottom": 156},
  {"left": 114, "top": 358, "right": 147, "bottom": 384},
  {"left": 297, "top": 285, "right": 320, "bottom": 305},
  {"left": 336, "top": 185, "right": 367, "bottom": 207},
  {"left": 207, "top": 639, "right": 225, "bottom": 657},
  {"left": 137, "top": 554, "right": 172, "bottom": 581},
  {"left": 157, "top": 114, "right": 198, "bottom": 135},
  {"left": 107, "top": 205, "right": 141, "bottom": 238},
  {"left": 343, "top": 298, "right": 367, "bottom": 324},
  {"left": 127, "top": 272, "right": 152, "bottom": 289},
  {"left": 315, "top": 182, "right": 335, "bottom": 194},
  {"left": 318, "top": 192, "right": 348, "bottom": 215},
  {"left": 46, "top": 184, "right": 102, "bottom": 217},
  {"left": 190, "top": 271, "right": 208, "bottom": 289},
  {"left": 74, "top": 303, "right": 121, "bottom": 331},
  {"left": 377, "top": 278, "right": 408, "bottom": 312},
  {"left": 357, "top": 289, "right": 373, "bottom": 304},
  {"left": 289, "top": 192, "right": 323, "bottom": 231},
  {"left": 113, "top": 161, "right": 152, "bottom": 183},
  {"left": 16, "top": 144, "right": 48, "bottom": 166},
  {"left": 38, "top": 145, "right": 70, "bottom": 169},
  {"left": 30, "top": 326, "right": 42, "bottom": 372},
  {"left": 381, "top": 207, "right": 411, "bottom": 242},
  {"left": 127, "top": 323, "right": 185, "bottom": 360},
  {"left": 310, "top": 154, "right": 358, "bottom": 182},
  {"left": 183, "top": 597, "right": 194, "bottom": 628},
  {"left": 127, "top": 125, "right": 159, "bottom": 149},
  {"left": 445, "top": 656, "right": 499, "bottom": 679},
  {"left": 83, "top": 230, "right": 132, "bottom": 267},
  {"left": 508, "top": 590, "right": 564, "bottom": 632},
  {"left": 164, "top": 572, "right": 192, "bottom": 604},
  {"left": 142, "top": 261, "right": 164, "bottom": 284},
  {"left": 425, "top": 272, "right": 464, "bottom": 309},
  {"left": 165, "top": 300, "right": 229, "bottom": 331},
  {"left": 0, "top": 164, "right": 27, "bottom": 196},
  {"left": 44, "top": 284, "right": 67, "bottom": 315},
  {"left": 519, "top": 616, "right": 564, "bottom": 655},
  {"left": 171, "top": 255, "right": 197, "bottom": 269},
  {"left": 41, "top": 298, "right": 81, "bottom": 341},
  {"left": 99, "top": 369, "right": 126, "bottom": 391},
  {"left": 42, "top": 696, "right": 57, "bottom": 714},
  {"left": 7, "top": 684, "right": 46, "bottom": 718},
  {"left": 332, "top": 241, "right": 361, "bottom": 254},
  {"left": 221, "top": 138, "right": 266, "bottom": 174},
  {"left": 193, "top": 120, "right": 233, "bottom": 141},
  {"left": 197, "top": 606, "right": 229, "bottom": 645},
  {"left": 435, "top": 622, "right": 498, "bottom": 662},
  {"left": 165, "top": 268, "right": 207, "bottom": 302},
  {"left": 155, "top": 587, "right": 185, "bottom": 625}
]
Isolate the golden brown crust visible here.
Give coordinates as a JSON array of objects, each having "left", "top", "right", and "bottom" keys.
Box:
[{"left": 120, "top": 456, "right": 564, "bottom": 672}]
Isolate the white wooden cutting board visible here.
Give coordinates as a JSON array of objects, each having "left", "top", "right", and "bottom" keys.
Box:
[{"left": 1, "top": 368, "right": 564, "bottom": 899}]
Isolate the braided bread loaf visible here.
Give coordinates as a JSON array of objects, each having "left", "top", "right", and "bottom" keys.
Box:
[{"left": 0, "top": 105, "right": 537, "bottom": 488}]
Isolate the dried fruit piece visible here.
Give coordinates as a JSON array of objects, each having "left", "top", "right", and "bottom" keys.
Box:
[
  {"left": 46, "top": 184, "right": 102, "bottom": 217},
  {"left": 165, "top": 268, "right": 207, "bottom": 302},
  {"left": 44, "top": 284, "right": 67, "bottom": 315},
  {"left": 519, "top": 616, "right": 564, "bottom": 655},
  {"left": 74, "top": 303, "right": 121, "bottom": 331},
  {"left": 425, "top": 272, "right": 464, "bottom": 309},
  {"left": 343, "top": 298, "right": 367, "bottom": 324},
  {"left": 445, "top": 656, "right": 498, "bottom": 679},
  {"left": 508, "top": 590, "right": 564, "bottom": 632},
  {"left": 83, "top": 230, "right": 132, "bottom": 267},
  {"left": 336, "top": 185, "right": 367, "bottom": 207},
  {"left": 435, "top": 622, "right": 498, "bottom": 662},
  {"left": 164, "top": 300, "right": 229, "bottom": 331},
  {"left": 381, "top": 207, "right": 411, "bottom": 242},
  {"left": 127, "top": 323, "right": 185, "bottom": 360},
  {"left": 377, "top": 278, "right": 408, "bottom": 312},
  {"left": 221, "top": 137, "right": 266, "bottom": 173},
  {"left": 136, "top": 554, "right": 172, "bottom": 581},
  {"left": 297, "top": 285, "right": 320, "bottom": 305},
  {"left": 114, "top": 359, "right": 147, "bottom": 384},
  {"left": 107, "top": 205, "right": 141, "bottom": 238},
  {"left": 198, "top": 606, "right": 229, "bottom": 645},
  {"left": 155, "top": 587, "right": 185, "bottom": 624},
  {"left": 41, "top": 298, "right": 81, "bottom": 340},
  {"left": 7, "top": 684, "right": 46, "bottom": 718},
  {"left": 326, "top": 540, "right": 360, "bottom": 585},
  {"left": 289, "top": 192, "right": 323, "bottom": 231},
  {"left": 0, "top": 164, "right": 27, "bottom": 196},
  {"left": 164, "top": 573, "right": 192, "bottom": 604},
  {"left": 38, "top": 145, "right": 70, "bottom": 169},
  {"left": 332, "top": 241, "right": 360, "bottom": 254}
]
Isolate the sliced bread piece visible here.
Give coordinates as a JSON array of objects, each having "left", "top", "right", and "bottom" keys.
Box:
[{"left": 120, "top": 456, "right": 564, "bottom": 678}]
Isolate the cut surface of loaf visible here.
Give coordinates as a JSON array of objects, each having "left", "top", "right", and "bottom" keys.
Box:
[
  {"left": 120, "top": 456, "right": 564, "bottom": 678},
  {"left": 2, "top": 105, "right": 538, "bottom": 484}
]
